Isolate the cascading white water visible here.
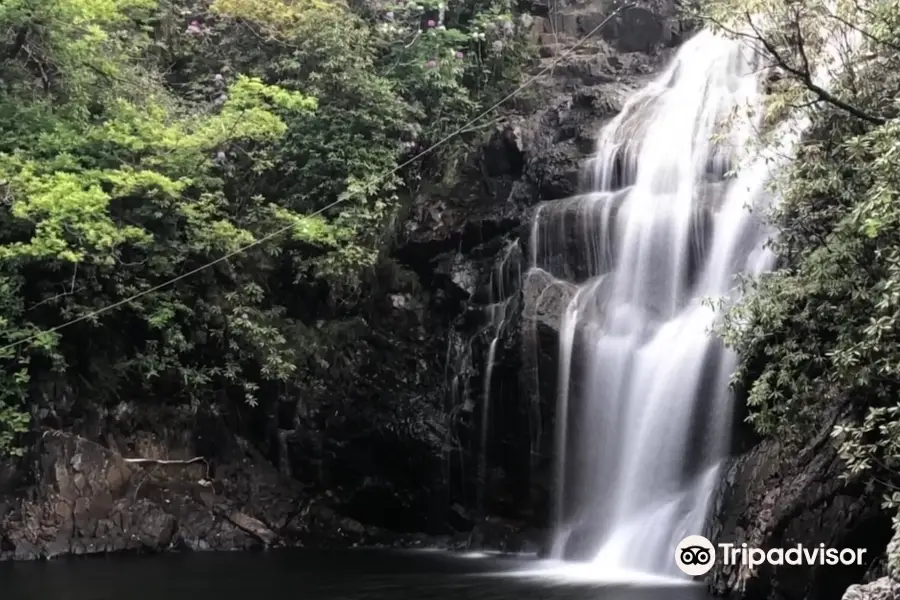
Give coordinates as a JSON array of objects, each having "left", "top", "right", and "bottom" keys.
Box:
[
  {"left": 527, "top": 30, "right": 784, "bottom": 579},
  {"left": 478, "top": 242, "right": 520, "bottom": 511}
]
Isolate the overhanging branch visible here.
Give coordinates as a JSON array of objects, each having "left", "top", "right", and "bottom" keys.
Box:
[
  {"left": 743, "top": 12, "right": 886, "bottom": 125},
  {"left": 703, "top": 13, "right": 887, "bottom": 126}
]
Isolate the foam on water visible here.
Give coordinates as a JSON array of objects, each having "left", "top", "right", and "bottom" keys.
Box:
[{"left": 513, "top": 561, "right": 695, "bottom": 586}]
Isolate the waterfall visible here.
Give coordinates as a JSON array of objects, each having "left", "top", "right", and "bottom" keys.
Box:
[
  {"left": 528, "top": 30, "right": 780, "bottom": 579},
  {"left": 477, "top": 241, "right": 521, "bottom": 519}
]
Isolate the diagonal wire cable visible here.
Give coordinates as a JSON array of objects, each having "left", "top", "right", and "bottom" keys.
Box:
[{"left": 0, "top": 4, "right": 627, "bottom": 355}]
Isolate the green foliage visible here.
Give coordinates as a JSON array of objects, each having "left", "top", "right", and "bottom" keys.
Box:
[
  {"left": 0, "top": 0, "right": 534, "bottom": 454},
  {"left": 708, "top": 0, "right": 900, "bottom": 512}
]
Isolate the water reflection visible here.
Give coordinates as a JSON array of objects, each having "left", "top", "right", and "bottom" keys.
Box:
[{"left": 0, "top": 550, "right": 711, "bottom": 600}]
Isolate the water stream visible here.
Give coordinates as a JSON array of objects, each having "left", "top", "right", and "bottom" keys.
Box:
[{"left": 478, "top": 241, "right": 521, "bottom": 517}]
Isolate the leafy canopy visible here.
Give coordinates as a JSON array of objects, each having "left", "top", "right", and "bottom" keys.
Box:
[{"left": 0, "top": 0, "right": 533, "bottom": 454}]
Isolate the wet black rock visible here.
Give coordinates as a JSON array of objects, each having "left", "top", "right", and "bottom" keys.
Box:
[
  {"left": 709, "top": 403, "right": 892, "bottom": 600},
  {"left": 0, "top": 431, "right": 282, "bottom": 559},
  {"left": 466, "top": 515, "right": 547, "bottom": 554},
  {"left": 843, "top": 578, "right": 900, "bottom": 600},
  {"left": 390, "top": 0, "right": 688, "bottom": 546}
]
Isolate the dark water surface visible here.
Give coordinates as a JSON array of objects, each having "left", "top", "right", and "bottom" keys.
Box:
[{"left": 0, "top": 549, "right": 709, "bottom": 600}]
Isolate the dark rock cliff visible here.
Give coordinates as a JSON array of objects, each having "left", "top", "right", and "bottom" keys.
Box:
[{"left": 394, "top": 0, "right": 683, "bottom": 548}]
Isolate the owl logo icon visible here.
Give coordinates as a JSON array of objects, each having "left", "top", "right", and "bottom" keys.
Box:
[{"left": 675, "top": 535, "right": 716, "bottom": 576}]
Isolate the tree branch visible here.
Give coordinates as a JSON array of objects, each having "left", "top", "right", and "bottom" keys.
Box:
[
  {"left": 123, "top": 456, "right": 211, "bottom": 479},
  {"left": 742, "top": 12, "right": 887, "bottom": 126},
  {"left": 823, "top": 6, "right": 900, "bottom": 52},
  {"left": 122, "top": 456, "right": 206, "bottom": 465},
  {"left": 4, "top": 26, "right": 28, "bottom": 61}
]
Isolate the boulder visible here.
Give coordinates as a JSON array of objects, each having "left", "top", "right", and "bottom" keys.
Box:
[
  {"left": 709, "top": 405, "right": 892, "bottom": 600},
  {"left": 0, "top": 431, "right": 295, "bottom": 560},
  {"left": 843, "top": 578, "right": 900, "bottom": 600}
]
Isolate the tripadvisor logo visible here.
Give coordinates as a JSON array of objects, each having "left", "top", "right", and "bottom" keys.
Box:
[
  {"left": 674, "top": 535, "right": 868, "bottom": 577},
  {"left": 675, "top": 535, "right": 716, "bottom": 576}
]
